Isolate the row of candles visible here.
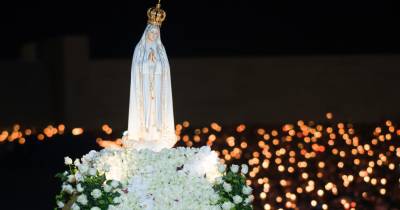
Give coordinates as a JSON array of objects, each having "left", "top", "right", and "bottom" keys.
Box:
[{"left": 1, "top": 113, "right": 400, "bottom": 209}]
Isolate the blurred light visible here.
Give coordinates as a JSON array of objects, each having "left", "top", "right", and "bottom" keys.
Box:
[{"left": 72, "top": 128, "right": 84, "bottom": 136}]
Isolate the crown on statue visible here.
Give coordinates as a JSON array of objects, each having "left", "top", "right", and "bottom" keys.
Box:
[{"left": 147, "top": 3, "right": 166, "bottom": 26}]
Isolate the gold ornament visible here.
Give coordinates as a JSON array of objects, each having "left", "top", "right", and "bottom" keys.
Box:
[{"left": 147, "top": 0, "right": 166, "bottom": 26}]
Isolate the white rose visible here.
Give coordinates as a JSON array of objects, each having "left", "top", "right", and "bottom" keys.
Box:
[
  {"left": 62, "top": 184, "right": 74, "bottom": 194},
  {"left": 56, "top": 201, "right": 64, "bottom": 208},
  {"left": 113, "top": 196, "right": 122, "bottom": 204},
  {"left": 111, "top": 180, "right": 119, "bottom": 188},
  {"left": 242, "top": 186, "right": 252, "bottom": 195},
  {"left": 233, "top": 195, "right": 243, "bottom": 204},
  {"left": 75, "top": 173, "right": 84, "bottom": 182},
  {"left": 223, "top": 182, "right": 232, "bottom": 192},
  {"left": 103, "top": 164, "right": 111, "bottom": 172},
  {"left": 210, "top": 193, "right": 220, "bottom": 203},
  {"left": 67, "top": 175, "right": 75, "bottom": 183},
  {"left": 77, "top": 194, "right": 88, "bottom": 205},
  {"left": 90, "top": 207, "right": 101, "bottom": 210},
  {"left": 215, "top": 176, "right": 223, "bottom": 184},
  {"left": 91, "top": 189, "right": 102, "bottom": 199},
  {"left": 222, "top": 201, "right": 234, "bottom": 210},
  {"left": 103, "top": 184, "right": 112, "bottom": 192},
  {"left": 88, "top": 168, "right": 97, "bottom": 176},
  {"left": 71, "top": 203, "right": 80, "bottom": 210},
  {"left": 78, "top": 164, "right": 89, "bottom": 175},
  {"left": 241, "top": 164, "right": 249, "bottom": 174},
  {"left": 244, "top": 195, "right": 254, "bottom": 204},
  {"left": 218, "top": 164, "right": 226, "bottom": 173},
  {"left": 211, "top": 206, "right": 221, "bottom": 210},
  {"left": 230, "top": 164, "right": 239, "bottom": 173},
  {"left": 74, "top": 159, "right": 81, "bottom": 166},
  {"left": 64, "top": 157, "right": 73, "bottom": 165},
  {"left": 76, "top": 183, "right": 84, "bottom": 193},
  {"left": 244, "top": 197, "right": 252, "bottom": 204},
  {"left": 87, "top": 150, "right": 97, "bottom": 160}
]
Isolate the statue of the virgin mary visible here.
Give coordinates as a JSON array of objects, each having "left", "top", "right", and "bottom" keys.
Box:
[{"left": 124, "top": 2, "right": 176, "bottom": 151}]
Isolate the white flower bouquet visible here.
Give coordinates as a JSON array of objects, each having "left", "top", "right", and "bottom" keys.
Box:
[
  {"left": 55, "top": 157, "right": 123, "bottom": 210},
  {"left": 55, "top": 147, "right": 253, "bottom": 210}
]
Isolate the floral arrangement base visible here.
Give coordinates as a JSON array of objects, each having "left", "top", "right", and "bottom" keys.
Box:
[{"left": 55, "top": 146, "right": 253, "bottom": 210}]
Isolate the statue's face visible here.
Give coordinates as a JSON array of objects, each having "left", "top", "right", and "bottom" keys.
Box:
[{"left": 147, "top": 28, "right": 159, "bottom": 42}]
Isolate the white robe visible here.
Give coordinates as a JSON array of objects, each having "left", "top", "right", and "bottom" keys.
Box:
[{"left": 125, "top": 24, "right": 176, "bottom": 151}]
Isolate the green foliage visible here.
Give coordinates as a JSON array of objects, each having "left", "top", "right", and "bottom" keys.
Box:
[
  {"left": 214, "top": 169, "right": 253, "bottom": 210},
  {"left": 54, "top": 160, "right": 122, "bottom": 210}
]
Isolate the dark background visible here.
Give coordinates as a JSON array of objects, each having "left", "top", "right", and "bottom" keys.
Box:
[
  {"left": 1, "top": 0, "right": 400, "bottom": 209},
  {"left": 1, "top": 0, "right": 400, "bottom": 128},
  {"left": 1, "top": 0, "right": 399, "bottom": 59}
]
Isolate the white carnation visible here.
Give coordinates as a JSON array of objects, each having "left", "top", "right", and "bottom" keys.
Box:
[
  {"left": 230, "top": 164, "right": 239, "bottom": 173},
  {"left": 91, "top": 189, "right": 102, "bottom": 199},
  {"left": 90, "top": 207, "right": 101, "bottom": 210},
  {"left": 233, "top": 195, "right": 243, "bottom": 204},
  {"left": 64, "top": 157, "right": 73, "bottom": 165}
]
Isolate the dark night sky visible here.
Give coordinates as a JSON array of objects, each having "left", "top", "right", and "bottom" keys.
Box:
[{"left": 0, "top": 0, "right": 399, "bottom": 59}]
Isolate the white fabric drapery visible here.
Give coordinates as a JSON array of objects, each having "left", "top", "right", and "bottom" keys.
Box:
[{"left": 125, "top": 24, "right": 176, "bottom": 151}]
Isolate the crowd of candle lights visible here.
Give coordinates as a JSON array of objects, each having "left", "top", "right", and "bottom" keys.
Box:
[{"left": 1, "top": 113, "right": 400, "bottom": 210}]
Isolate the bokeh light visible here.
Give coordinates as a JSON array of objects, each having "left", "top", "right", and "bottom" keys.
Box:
[{"left": 1, "top": 114, "right": 400, "bottom": 209}]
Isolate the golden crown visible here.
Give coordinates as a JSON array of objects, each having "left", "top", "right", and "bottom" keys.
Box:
[{"left": 147, "top": 1, "right": 166, "bottom": 26}]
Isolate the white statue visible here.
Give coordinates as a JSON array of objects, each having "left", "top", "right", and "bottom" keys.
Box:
[{"left": 124, "top": 4, "right": 176, "bottom": 151}]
